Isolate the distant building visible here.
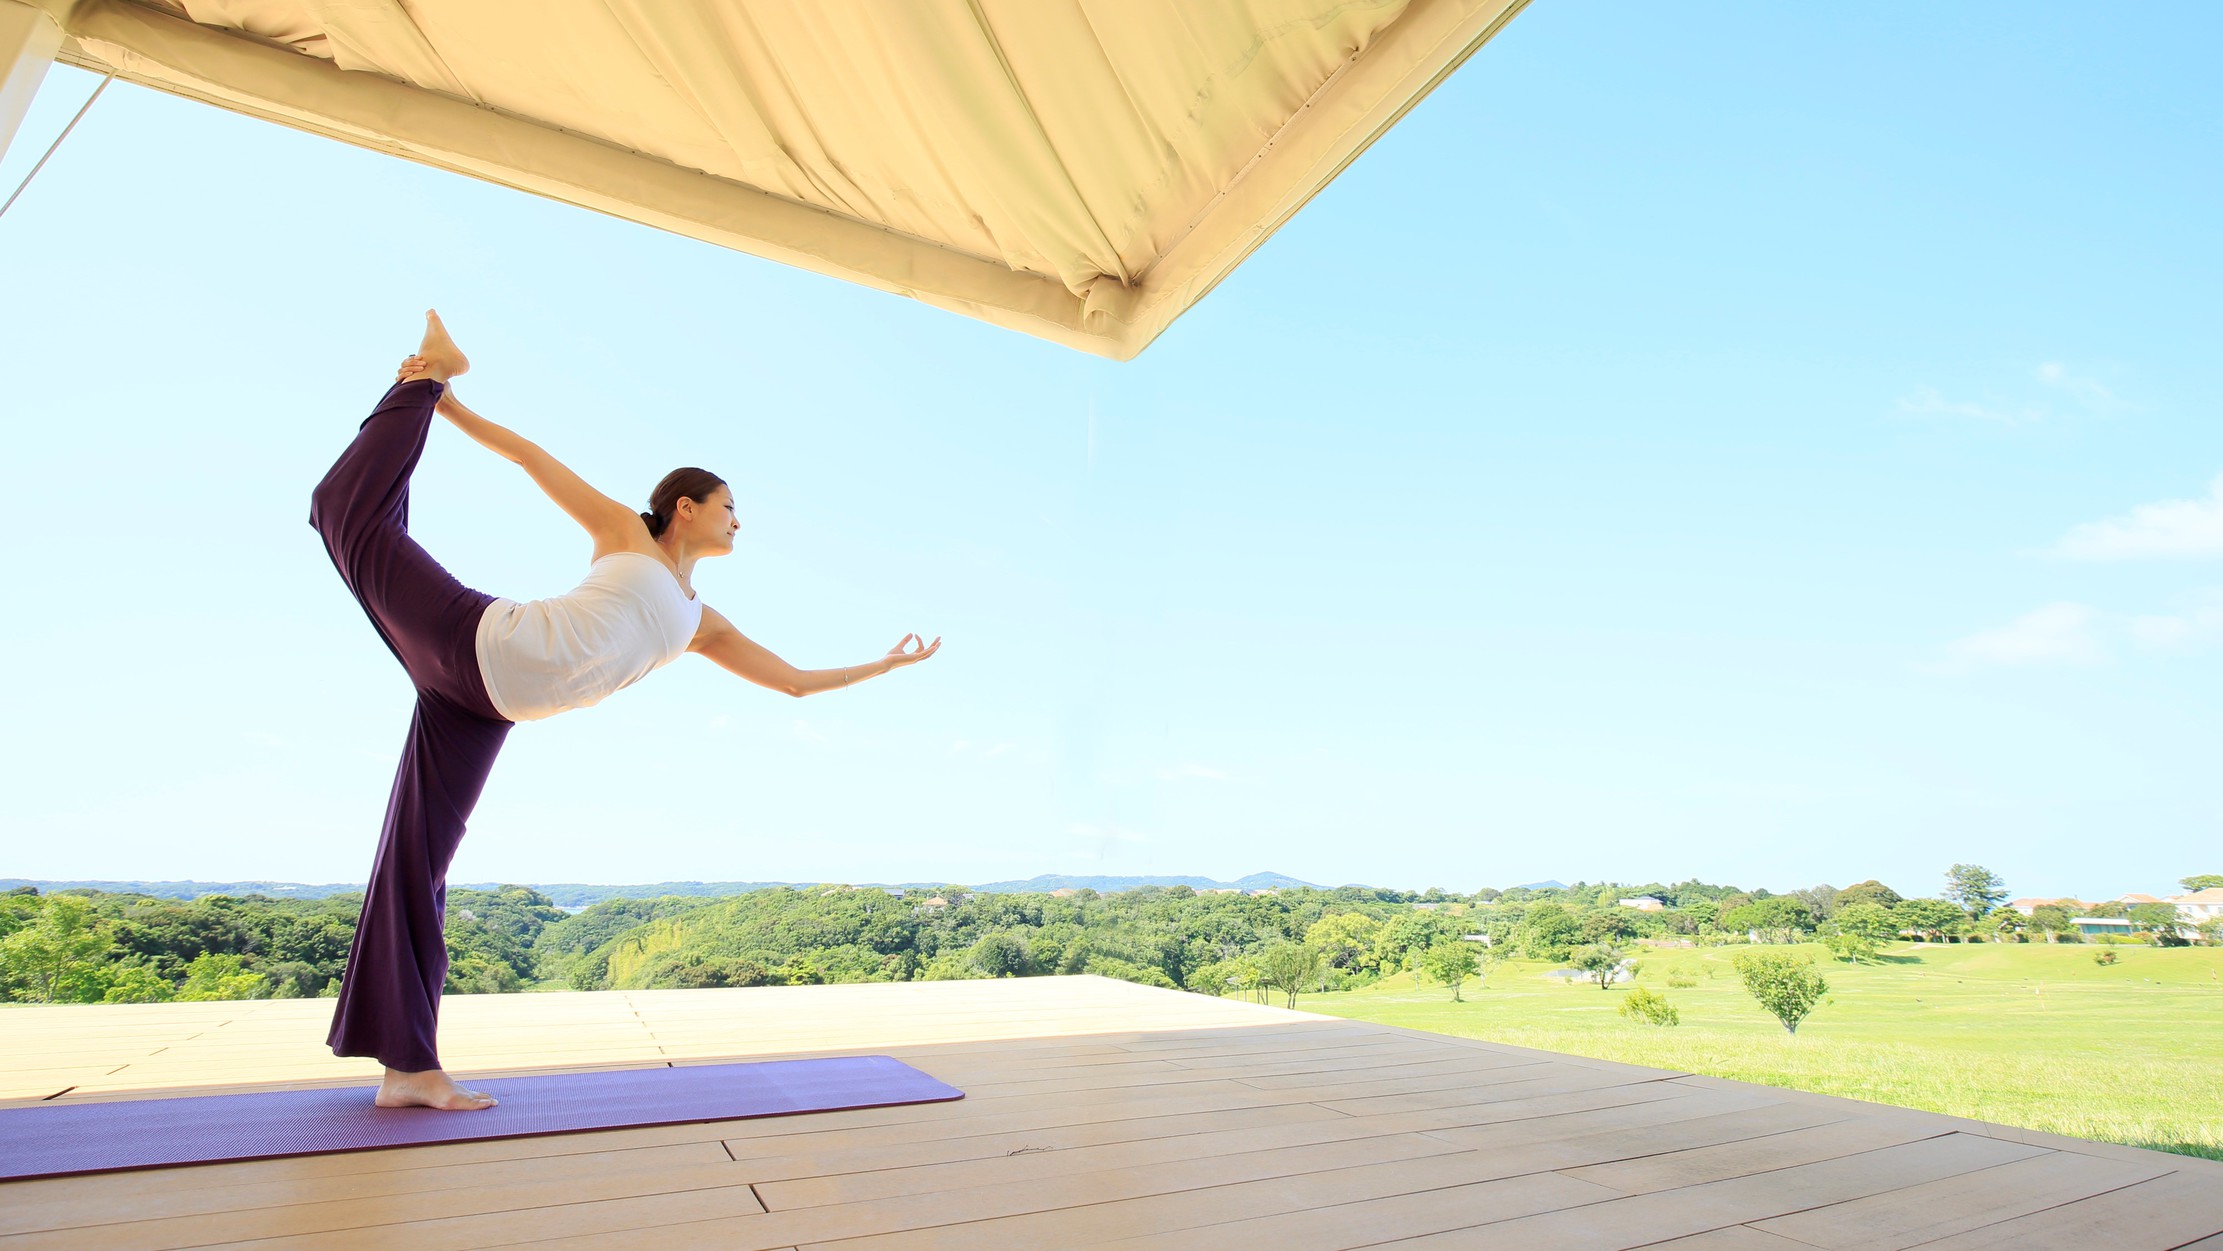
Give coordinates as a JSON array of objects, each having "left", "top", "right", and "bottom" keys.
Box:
[
  {"left": 1202, "top": 888, "right": 1241, "bottom": 895},
  {"left": 919, "top": 897, "right": 949, "bottom": 910},
  {"left": 2072, "top": 917, "right": 2134, "bottom": 936},
  {"left": 1617, "top": 897, "right": 1666, "bottom": 912},
  {"left": 1049, "top": 888, "right": 1076, "bottom": 898},
  {"left": 2171, "top": 888, "right": 2223, "bottom": 925},
  {"left": 1411, "top": 902, "right": 1442, "bottom": 911},
  {"left": 2115, "top": 893, "right": 2164, "bottom": 906},
  {"left": 2009, "top": 897, "right": 2091, "bottom": 916},
  {"left": 1247, "top": 889, "right": 1279, "bottom": 897}
]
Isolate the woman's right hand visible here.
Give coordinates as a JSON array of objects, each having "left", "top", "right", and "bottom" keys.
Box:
[{"left": 395, "top": 354, "right": 430, "bottom": 382}]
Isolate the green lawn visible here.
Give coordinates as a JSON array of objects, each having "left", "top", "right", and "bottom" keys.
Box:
[{"left": 1279, "top": 942, "right": 2223, "bottom": 1160}]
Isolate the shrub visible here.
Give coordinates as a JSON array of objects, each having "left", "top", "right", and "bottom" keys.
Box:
[
  {"left": 2094, "top": 948, "right": 2119, "bottom": 966},
  {"left": 1732, "top": 949, "right": 1828, "bottom": 1035},
  {"left": 1665, "top": 969, "right": 1698, "bottom": 989},
  {"left": 1822, "top": 930, "right": 1878, "bottom": 963},
  {"left": 1619, "top": 986, "right": 1679, "bottom": 1026}
]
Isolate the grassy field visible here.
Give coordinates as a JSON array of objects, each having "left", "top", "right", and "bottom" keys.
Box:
[{"left": 1281, "top": 941, "right": 2223, "bottom": 1160}]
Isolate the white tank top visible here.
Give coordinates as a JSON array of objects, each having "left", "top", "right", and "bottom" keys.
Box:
[{"left": 474, "top": 552, "right": 705, "bottom": 722}]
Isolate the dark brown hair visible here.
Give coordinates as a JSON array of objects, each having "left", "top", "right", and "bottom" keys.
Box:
[{"left": 641, "top": 467, "right": 728, "bottom": 539}]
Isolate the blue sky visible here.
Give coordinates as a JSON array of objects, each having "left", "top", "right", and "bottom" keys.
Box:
[{"left": 2, "top": 3, "right": 2217, "bottom": 900}]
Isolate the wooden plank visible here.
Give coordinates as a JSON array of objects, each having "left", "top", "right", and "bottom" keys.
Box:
[
  {"left": 722, "top": 1074, "right": 1703, "bottom": 1171},
  {"left": 1636, "top": 1227, "right": 1815, "bottom": 1250},
  {"left": 1908, "top": 1170, "right": 2223, "bottom": 1250},
  {"left": 528, "top": 1150, "right": 1622, "bottom": 1251},
  {"left": 1, "top": 1160, "right": 760, "bottom": 1250},
  {"left": 581, "top": 1131, "right": 1482, "bottom": 1250},
  {"left": 836, "top": 1173, "right": 1620, "bottom": 1251},
  {"left": 1312, "top": 1063, "right": 1669, "bottom": 1116},
  {"left": 1750, "top": 1149, "right": 2174, "bottom": 1250},
  {"left": 1560, "top": 1116, "right": 1952, "bottom": 1197},
  {"left": 752, "top": 1092, "right": 1799, "bottom": 1211},
  {"left": 255, "top": 1182, "right": 770, "bottom": 1251},
  {"left": 1374, "top": 1133, "right": 2049, "bottom": 1248},
  {"left": 0, "top": 1141, "right": 734, "bottom": 1236}
]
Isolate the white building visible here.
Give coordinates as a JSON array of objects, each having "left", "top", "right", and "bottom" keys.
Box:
[{"left": 2171, "top": 888, "right": 2223, "bottom": 925}]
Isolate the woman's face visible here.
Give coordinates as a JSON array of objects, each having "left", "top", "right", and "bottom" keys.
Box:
[{"left": 681, "top": 485, "right": 739, "bottom": 553}]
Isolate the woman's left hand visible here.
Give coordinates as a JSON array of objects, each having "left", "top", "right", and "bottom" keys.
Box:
[
  {"left": 395, "top": 354, "right": 431, "bottom": 382},
  {"left": 885, "top": 634, "right": 942, "bottom": 669}
]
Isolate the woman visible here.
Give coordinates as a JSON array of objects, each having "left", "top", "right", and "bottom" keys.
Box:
[{"left": 308, "top": 311, "right": 939, "bottom": 1111}]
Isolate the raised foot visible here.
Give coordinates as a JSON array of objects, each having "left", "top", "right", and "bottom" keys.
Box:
[
  {"left": 414, "top": 309, "right": 470, "bottom": 383},
  {"left": 374, "top": 1067, "right": 498, "bottom": 1111}
]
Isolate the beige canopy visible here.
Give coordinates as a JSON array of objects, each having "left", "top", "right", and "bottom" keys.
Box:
[{"left": 10, "top": 0, "right": 1527, "bottom": 358}]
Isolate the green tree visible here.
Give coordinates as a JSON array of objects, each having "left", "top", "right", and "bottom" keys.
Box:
[
  {"left": 1718, "top": 896, "right": 1816, "bottom": 940},
  {"left": 1894, "top": 898, "right": 1965, "bottom": 942},
  {"left": 176, "top": 953, "right": 263, "bottom": 1001},
  {"left": 1415, "top": 939, "right": 1480, "bottom": 1002},
  {"left": 1943, "top": 864, "right": 2008, "bottom": 920},
  {"left": 2029, "top": 904, "right": 2075, "bottom": 943},
  {"left": 0, "top": 895, "right": 114, "bottom": 1003},
  {"left": 101, "top": 962, "right": 175, "bottom": 1003},
  {"left": 1259, "top": 942, "right": 1323, "bottom": 1009},
  {"left": 1578, "top": 910, "right": 1638, "bottom": 944},
  {"left": 1517, "top": 903, "right": 1581, "bottom": 962},
  {"left": 968, "top": 931, "right": 1034, "bottom": 977},
  {"left": 1834, "top": 902, "right": 1899, "bottom": 943},
  {"left": 1732, "top": 949, "right": 1829, "bottom": 1035},
  {"left": 1304, "top": 912, "right": 1383, "bottom": 973},
  {"left": 1789, "top": 885, "right": 1840, "bottom": 921},
  {"left": 2180, "top": 875, "right": 2223, "bottom": 892},
  {"left": 1820, "top": 928, "right": 1878, "bottom": 963},
  {"left": 1833, "top": 880, "right": 1903, "bottom": 911},
  {"left": 2128, "top": 903, "right": 2188, "bottom": 947},
  {"left": 1570, "top": 941, "right": 1628, "bottom": 990},
  {"left": 1372, "top": 910, "right": 1465, "bottom": 973}
]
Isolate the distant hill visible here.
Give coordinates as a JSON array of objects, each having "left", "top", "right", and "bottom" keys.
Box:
[
  {"left": 1, "top": 879, "right": 920, "bottom": 908},
  {"left": 1515, "top": 880, "right": 1568, "bottom": 891},
  {"left": 968, "top": 871, "right": 1321, "bottom": 894},
  {"left": 1, "top": 872, "right": 1331, "bottom": 907},
  {"left": 1, "top": 879, "right": 371, "bottom": 901}
]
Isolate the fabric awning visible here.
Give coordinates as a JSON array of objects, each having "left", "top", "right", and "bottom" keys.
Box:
[{"left": 48, "top": 0, "right": 1528, "bottom": 358}]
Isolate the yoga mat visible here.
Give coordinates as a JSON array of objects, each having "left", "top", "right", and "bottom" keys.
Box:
[{"left": 0, "top": 1055, "right": 963, "bottom": 1181}]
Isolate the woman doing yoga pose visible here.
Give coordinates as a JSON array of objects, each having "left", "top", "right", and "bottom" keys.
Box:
[{"left": 308, "top": 312, "right": 939, "bottom": 1111}]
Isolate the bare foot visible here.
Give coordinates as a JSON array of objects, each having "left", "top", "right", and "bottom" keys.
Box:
[
  {"left": 375, "top": 1067, "right": 499, "bottom": 1111},
  {"left": 413, "top": 309, "right": 470, "bottom": 383}
]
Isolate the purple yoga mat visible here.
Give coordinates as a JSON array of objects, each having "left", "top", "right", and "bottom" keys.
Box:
[{"left": 0, "top": 1055, "right": 963, "bottom": 1181}]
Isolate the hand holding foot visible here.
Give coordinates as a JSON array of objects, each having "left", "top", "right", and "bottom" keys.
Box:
[
  {"left": 400, "top": 309, "right": 471, "bottom": 384},
  {"left": 375, "top": 1067, "right": 499, "bottom": 1111}
]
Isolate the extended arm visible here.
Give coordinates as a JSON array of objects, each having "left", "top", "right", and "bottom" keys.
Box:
[
  {"left": 693, "top": 605, "right": 929, "bottom": 697},
  {"left": 433, "top": 389, "right": 640, "bottom": 549}
]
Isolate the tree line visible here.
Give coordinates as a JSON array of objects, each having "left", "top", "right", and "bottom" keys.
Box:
[{"left": 2, "top": 867, "right": 2214, "bottom": 1006}]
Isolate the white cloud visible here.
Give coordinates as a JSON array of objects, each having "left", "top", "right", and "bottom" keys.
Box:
[
  {"left": 1896, "top": 386, "right": 2041, "bottom": 425},
  {"left": 2130, "top": 592, "right": 2223, "bottom": 650},
  {"left": 1940, "top": 603, "right": 2107, "bottom": 671},
  {"left": 2036, "top": 361, "right": 2119, "bottom": 412},
  {"left": 2054, "top": 474, "right": 2223, "bottom": 560},
  {"left": 1897, "top": 362, "right": 2120, "bottom": 427},
  {"left": 1154, "top": 763, "right": 1229, "bottom": 782},
  {"left": 792, "top": 719, "right": 830, "bottom": 744}
]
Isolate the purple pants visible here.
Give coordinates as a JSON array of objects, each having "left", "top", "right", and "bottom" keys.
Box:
[{"left": 309, "top": 378, "right": 512, "bottom": 1073}]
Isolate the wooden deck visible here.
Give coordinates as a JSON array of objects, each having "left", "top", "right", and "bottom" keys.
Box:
[{"left": 3, "top": 976, "right": 2219, "bottom": 1249}]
